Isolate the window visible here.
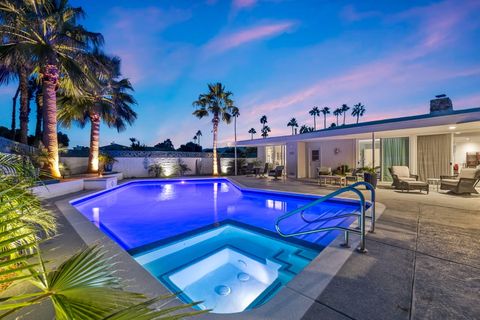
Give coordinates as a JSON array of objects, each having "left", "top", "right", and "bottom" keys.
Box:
[{"left": 312, "top": 150, "right": 319, "bottom": 161}]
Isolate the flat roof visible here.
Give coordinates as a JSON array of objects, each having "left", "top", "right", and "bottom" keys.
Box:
[{"left": 237, "top": 107, "right": 480, "bottom": 146}]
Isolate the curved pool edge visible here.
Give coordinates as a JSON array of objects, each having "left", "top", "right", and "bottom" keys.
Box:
[{"left": 56, "top": 177, "right": 385, "bottom": 320}]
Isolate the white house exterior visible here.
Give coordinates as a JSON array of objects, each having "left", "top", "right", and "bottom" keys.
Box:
[{"left": 237, "top": 104, "right": 480, "bottom": 182}]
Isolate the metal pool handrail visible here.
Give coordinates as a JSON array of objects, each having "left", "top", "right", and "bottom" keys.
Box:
[{"left": 275, "top": 183, "right": 375, "bottom": 253}]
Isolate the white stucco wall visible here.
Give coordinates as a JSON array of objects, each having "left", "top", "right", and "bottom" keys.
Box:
[
  {"left": 306, "top": 139, "right": 356, "bottom": 177},
  {"left": 454, "top": 140, "right": 480, "bottom": 167},
  {"left": 61, "top": 156, "right": 256, "bottom": 178}
]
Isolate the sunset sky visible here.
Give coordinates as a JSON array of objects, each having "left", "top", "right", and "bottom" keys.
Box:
[{"left": 1, "top": 0, "right": 479, "bottom": 148}]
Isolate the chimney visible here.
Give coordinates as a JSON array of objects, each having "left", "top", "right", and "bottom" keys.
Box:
[{"left": 430, "top": 94, "right": 453, "bottom": 114}]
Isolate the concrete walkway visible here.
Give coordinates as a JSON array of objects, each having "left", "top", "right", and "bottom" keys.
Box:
[{"left": 229, "top": 176, "right": 480, "bottom": 320}]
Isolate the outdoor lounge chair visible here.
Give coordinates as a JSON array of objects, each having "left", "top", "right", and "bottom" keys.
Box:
[
  {"left": 389, "top": 166, "right": 419, "bottom": 188},
  {"left": 389, "top": 166, "right": 429, "bottom": 194},
  {"left": 440, "top": 168, "right": 480, "bottom": 194},
  {"left": 268, "top": 166, "right": 284, "bottom": 180}
]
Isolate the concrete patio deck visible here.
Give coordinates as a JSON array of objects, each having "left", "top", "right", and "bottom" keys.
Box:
[
  {"left": 29, "top": 176, "right": 480, "bottom": 320},
  {"left": 229, "top": 176, "right": 480, "bottom": 320}
]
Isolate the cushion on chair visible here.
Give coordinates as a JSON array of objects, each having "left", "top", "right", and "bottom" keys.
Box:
[
  {"left": 441, "top": 179, "right": 459, "bottom": 186},
  {"left": 398, "top": 177, "right": 417, "bottom": 182},
  {"left": 458, "top": 168, "right": 477, "bottom": 179},
  {"left": 391, "top": 166, "right": 410, "bottom": 178},
  {"left": 317, "top": 167, "right": 332, "bottom": 175}
]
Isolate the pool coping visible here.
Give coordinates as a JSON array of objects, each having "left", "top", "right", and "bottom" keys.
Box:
[{"left": 55, "top": 177, "right": 385, "bottom": 320}]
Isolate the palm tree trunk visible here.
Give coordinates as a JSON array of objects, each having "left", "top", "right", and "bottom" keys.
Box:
[
  {"left": 234, "top": 116, "right": 237, "bottom": 176},
  {"left": 42, "top": 65, "right": 61, "bottom": 178},
  {"left": 356, "top": 115, "right": 359, "bottom": 124},
  {"left": 343, "top": 113, "right": 346, "bottom": 125},
  {"left": 313, "top": 116, "right": 316, "bottom": 130},
  {"left": 34, "top": 88, "right": 43, "bottom": 145},
  {"left": 19, "top": 66, "right": 29, "bottom": 144},
  {"left": 11, "top": 84, "right": 20, "bottom": 140},
  {"left": 212, "top": 114, "right": 219, "bottom": 176},
  {"left": 323, "top": 115, "right": 326, "bottom": 129},
  {"left": 88, "top": 112, "right": 101, "bottom": 173}
]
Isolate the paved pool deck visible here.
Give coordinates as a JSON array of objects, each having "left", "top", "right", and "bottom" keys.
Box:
[
  {"left": 29, "top": 176, "right": 480, "bottom": 320},
  {"left": 229, "top": 176, "right": 480, "bottom": 320}
]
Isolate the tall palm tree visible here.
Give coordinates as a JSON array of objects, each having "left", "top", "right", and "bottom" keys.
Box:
[
  {"left": 0, "top": 0, "right": 104, "bottom": 177},
  {"left": 309, "top": 106, "right": 320, "bottom": 130},
  {"left": 0, "top": 13, "right": 32, "bottom": 145},
  {"left": 59, "top": 56, "right": 137, "bottom": 173},
  {"left": 193, "top": 135, "right": 198, "bottom": 144},
  {"left": 287, "top": 117, "right": 298, "bottom": 135},
  {"left": 341, "top": 104, "right": 350, "bottom": 125},
  {"left": 352, "top": 102, "right": 366, "bottom": 124},
  {"left": 260, "top": 115, "right": 267, "bottom": 130},
  {"left": 320, "top": 107, "right": 330, "bottom": 129},
  {"left": 196, "top": 130, "right": 202, "bottom": 146},
  {"left": 333, "top": 108, "right": 342, "bottom": 126},
  {"left": 248, "top": 128, "right": 256, "bottom": 140},
  {"left": 261, "top": 125, "right": 271, "bottom": 138},
  {"left": 192, "top": 82, "right": 234, "bottom": 176},
  {"left": 231, "top": 106, "right": 240, "bottom": 175}
]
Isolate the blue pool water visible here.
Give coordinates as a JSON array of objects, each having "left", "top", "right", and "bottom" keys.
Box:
[{"left": 71, "top": 178, "right": 362, "bottom": 313}]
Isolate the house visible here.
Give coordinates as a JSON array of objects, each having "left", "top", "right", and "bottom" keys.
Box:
[{"left": 237, "top": 96, "right": 480, "bottom": 181}]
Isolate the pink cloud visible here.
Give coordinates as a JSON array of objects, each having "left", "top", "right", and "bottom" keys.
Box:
[{"left": 204, "top": 21, "right": 295, "bottom": 54}]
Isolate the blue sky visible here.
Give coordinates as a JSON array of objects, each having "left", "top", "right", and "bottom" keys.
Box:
[{"left": 1, "top": 0, "right": 480, "bottom": 148}]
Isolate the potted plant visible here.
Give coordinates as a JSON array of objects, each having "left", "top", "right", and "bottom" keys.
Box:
[
  {"left": 99, "top": 153, "right": 117, "bottom": 173},
  {"left": 361, "top": 166, "right": 378, "bottom": 188}
]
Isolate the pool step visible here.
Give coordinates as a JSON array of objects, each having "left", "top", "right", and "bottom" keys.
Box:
[{"left": 272, "top": 248, "right": 314, "bottom": 275}]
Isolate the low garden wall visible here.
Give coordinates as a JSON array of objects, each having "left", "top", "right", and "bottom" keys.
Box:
[{"left": 61, "top": 150, "right": 255, "bottom": 178}]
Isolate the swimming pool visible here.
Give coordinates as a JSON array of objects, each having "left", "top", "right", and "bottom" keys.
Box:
[{"left": 71, "top": 178, "right": 364, "bottom": 313}]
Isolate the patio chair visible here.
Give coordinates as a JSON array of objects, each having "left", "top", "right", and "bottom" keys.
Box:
[
  {"left": 440, "top": 168, "right": 480, "bottom": 194},
  {"left": 316, "top": 167, "right": 332, "bottom": 176},
  {"left": 389, "top": 166, "right": 429, "bottom": 194},
  {"left": 388, "top": 166, "right": 418, "bottom": 189},
  {"left": 268, "top": 166, "right": 284, "bottom": 180}
]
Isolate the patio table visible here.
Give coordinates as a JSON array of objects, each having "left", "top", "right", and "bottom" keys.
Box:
[
  {"left": 318, "top": 175, "right": 346, "bottom": 186},
  {"left": 427, "top": 178, "right": 441, "bottom": 191}
]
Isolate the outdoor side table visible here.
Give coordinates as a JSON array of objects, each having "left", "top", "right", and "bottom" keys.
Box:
[{"left": 427, "top": 178, "right": 441, "bottom": 191}]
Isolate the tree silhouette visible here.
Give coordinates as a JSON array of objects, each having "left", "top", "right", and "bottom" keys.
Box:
[
  {"left": 320, "top": 107, "right": 330, "bottom": 129},
  {"left": 287, "top": 118, "right": 298, "bottom": 135},
  {"left": 341, "top": 104, "right": 350, "bottom": 125},
  {"left": 309, "top": 106, "right": 320, "bottom": 130},
  {"left": 248, "top": 128, "right": 256, "bottom": 140},
  {"left": 351, "top": 103, "right": 366, "bottom": 124}
]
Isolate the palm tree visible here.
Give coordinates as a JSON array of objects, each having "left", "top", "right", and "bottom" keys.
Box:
[
  {"left": 231, "top": 106, "right": 240, "bottom": 175},
  {"left": 341, "top": 104, "right": 350, "bottom": 125},
  {"left": 260, "top": 115, "right": 268, "bottom": 129},
  {"left": 299, "top": 125, "right": 314, "bottom": 134},
  {"left": 248, "top": 128, "right": 256, "bottom": 140},
  {"left": 352, "top": 102, "right": 366, "bottom": 123},
  {"left": 193, "top": 135, "right": 198, "bottom": 144},
  {"left": 333, "top": 108, "right": 342, "bottom": 126},
  {"left": 196, "top": 130, "right": 202, "bottom": 146},
  {"left": 192, "top": 82, "right": 234, "bottom": 176},
  {"left": 261, "top": 125, "right": 271, "bottom": 138},
  {"left": 59, "top": 56, "right": 137, "bottom": 173},
  {"left": 309, "top": 106, "right": 320, "bottom": 130},
  {"left": 0, "top": 0, "right": 104, "bottom": 177},
  {"left": 287, "top": 118, "right": 298, "bottom": 135},
  {"left": 320, "top": 107, "right": 330, "bottom": 129}
]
